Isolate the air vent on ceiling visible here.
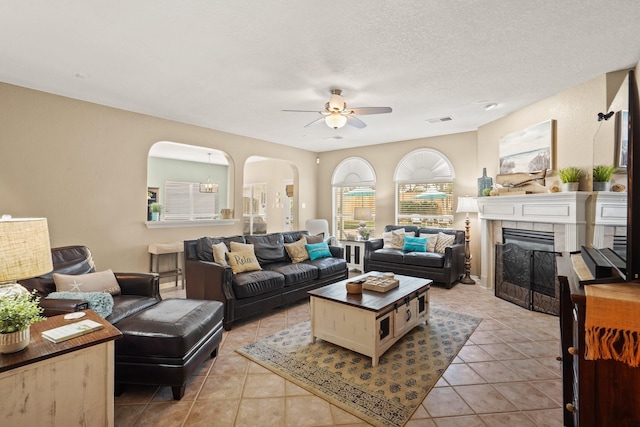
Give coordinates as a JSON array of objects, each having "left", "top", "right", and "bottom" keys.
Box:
[
  {"left": 425, "top": 116, "right": 453, "bottom": 123},
  {"left": 323, "top": 135, "right": 344, "bottom": 140}
]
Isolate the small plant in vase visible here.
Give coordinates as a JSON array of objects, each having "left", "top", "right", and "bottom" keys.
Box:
[
  {"left": 593, "top": 165, "right": 617, "bottom": 191},
  {"left": 558, "top": 167, "right": 583, "bottom": 192},
  {"left": 150, "top": 203, "right": 162, "bottom": 221},
  {"left": 0, "top": 291, "right": 45, "bottom": 353}
]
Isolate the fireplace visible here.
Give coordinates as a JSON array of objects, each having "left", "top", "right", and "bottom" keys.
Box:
[
  {"left": 495, "top": 228, "right": 560, "bottom": 315},
  {"left": 477, "top": 192, "right": 590, "bottom": 290}
]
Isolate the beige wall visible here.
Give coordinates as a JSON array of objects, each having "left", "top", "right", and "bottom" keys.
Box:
[
  {"left": 2, "top": 65, "right": 636, "bottom": 281},
  {"left": 316, "top": 132, "right": 480, "bottom": 275},
  {"left": 317, "top": 69, "right": 633, "bottom": 279},
  {"left": 0, "top": 82, "right": 318, "bottom": 273}
]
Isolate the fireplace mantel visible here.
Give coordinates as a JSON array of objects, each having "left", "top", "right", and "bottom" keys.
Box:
[{"left": 476, "top": 191, "right": 590, "bottom": 289}]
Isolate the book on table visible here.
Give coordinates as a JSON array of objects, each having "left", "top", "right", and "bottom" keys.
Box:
[{"left": 41, "top": 319, "right": 104, "bottom": 343}]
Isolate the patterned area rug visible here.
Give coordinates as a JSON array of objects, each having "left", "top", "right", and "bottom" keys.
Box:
[{"left": 236, "top": 308, "right": 481, "bottom": 427}]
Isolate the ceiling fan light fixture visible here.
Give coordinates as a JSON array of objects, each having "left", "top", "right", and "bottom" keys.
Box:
[
  {"left": 328, "top": 90, "right": 345, "bottom": 111},
  {"left": 325, "top": 113, "right": 347, "bottom": 129}
]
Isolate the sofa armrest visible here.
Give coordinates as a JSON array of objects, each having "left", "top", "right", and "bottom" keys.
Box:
[
  {"left": 185, "top": 259, "right": 234, "bottom": 302},
  {"left": 115, "top": 272, "right": 161, "bottom": 300},
  {"left": 444, "top": 243, "right": 466, "bottom": 271},
  {"left": 40, "top": 298, "right": 89, "bottom": 317},
  {"left": 364, "top": 239, "right": 384, "bottom": 257},
  {"left": 328, "top": 245, "right": 344, "bottom": 259}
]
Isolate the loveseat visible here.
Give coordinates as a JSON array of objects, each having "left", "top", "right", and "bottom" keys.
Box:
[
  {"left": 19, "top": 245, "right": 224, "bottom": 400},
  {"left": 184, "top": 230, "right": 348, "bottom": 330},
  {"left": 364, "top": 226, "right": 465, "bottom": 288}
]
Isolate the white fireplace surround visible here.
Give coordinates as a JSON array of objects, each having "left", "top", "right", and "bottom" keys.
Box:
[{"left": 476, "top": 192, "right": 591, "bottom": 289}]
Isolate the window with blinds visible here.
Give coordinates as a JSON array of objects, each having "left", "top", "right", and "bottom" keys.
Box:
[
  {"left": 397, "top": 183, "right": 454, "bottom": 228},
  {"left": 164, "top": 181, "right": 217, "bottom": 220},
  {"left": 335, "top": 186, "right": 376, "bottom": 240}
]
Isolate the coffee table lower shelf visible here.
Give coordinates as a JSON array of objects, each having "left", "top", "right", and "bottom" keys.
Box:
[{"left": 309, "top": 274, "right": 430, "bottom": 366}]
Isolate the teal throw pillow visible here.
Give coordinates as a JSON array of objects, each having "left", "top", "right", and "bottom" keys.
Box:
[
  {"left": 305, "top": 242, "right": 332, "bottom": 260},
  {"left": 47, "top": 291, "right": 114, "bottom": 318},
  {"left": 403, "top": 236, "right": 428, "bottom": 252}
]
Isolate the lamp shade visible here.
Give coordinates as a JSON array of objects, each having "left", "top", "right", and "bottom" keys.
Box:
[
  {"left": 456, "top": 196, "right": 479, "bottom": 214},
  {"left": 354, "top": 207, "right": 372, "bottom": 221},
  {"left": 0, "top": 218, "right": 53, "bottom": 283}
]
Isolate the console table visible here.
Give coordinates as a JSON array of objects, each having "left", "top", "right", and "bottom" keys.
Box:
[{"left": 0, "top": 310, "right": 121, "bottom": 427}]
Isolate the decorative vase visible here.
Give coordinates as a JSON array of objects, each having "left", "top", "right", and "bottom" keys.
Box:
[
  {"left": 561, "top": 182, "right": 579, "bottom": 192},
  {"left": 477, "top": 168, "right": 493, "bottom": 196},
  {"left": 151, "top": 212, "right": 159, "bottom": 221},
  {"left": 593, "top": 181, "right": 611, "bottom": 192},
  {"left": 0, "top": 327, "right": 30, "bottom": 354}
]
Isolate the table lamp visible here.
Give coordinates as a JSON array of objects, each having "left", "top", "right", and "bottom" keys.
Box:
[
  {"left": 456, "top": 197, "right": 479, "bottom": 285},
  {"left": 0, "top": 217, "right": 53, "bottom": 297}
]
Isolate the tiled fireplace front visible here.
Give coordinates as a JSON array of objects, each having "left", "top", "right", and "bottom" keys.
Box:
[{"left": 476, "top": 192, "right": 591, "bottom": 289}]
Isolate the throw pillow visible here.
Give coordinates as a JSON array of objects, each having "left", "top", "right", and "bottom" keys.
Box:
[
  {"left": 230, "top": 241, "right": 254, "bottom": 253},
  {"left": 304, "top": 233, "right": 325, "bottom": 244},
  {"left": 53, "top": 269, "right": 121, "bottom": 296},
  {"left": 420, "top": 233, "right": 439, "bottom": 252},
  {"left": 46, "top": 291, "right": 114, "bottom": 318},
  {"left": 284, "top": 237, "right": 309, "bottom": 263},
  {"left": 403, "top": 236, "right": 428, "bottom": 252},
  {"left": 305, "top": 242, "right": 332, "bottom": 260},
  {"left": 434, "top": 232, "right": 456, "bottom": 253},
  {"left": 212, "top": 242, "right": 229, "bottom": 265},
  {"left": 382, "top": 228, "right": 405, "bottom": 249},
  {"left": 227, "top": 250, "right": 262, "bottom": 274}
]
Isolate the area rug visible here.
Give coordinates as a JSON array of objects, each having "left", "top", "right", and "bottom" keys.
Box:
[{"left": 236, "top": 308, "right": 481, "bottom": 427}]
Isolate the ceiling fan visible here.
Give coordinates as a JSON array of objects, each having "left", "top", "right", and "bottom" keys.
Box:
[{"left": 282, "top": 89, "right": 392, "bottom": 129}]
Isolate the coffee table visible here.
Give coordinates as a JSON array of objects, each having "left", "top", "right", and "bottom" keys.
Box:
[{"left": 308, "top": 272, "right": 431, "bottom": 366}]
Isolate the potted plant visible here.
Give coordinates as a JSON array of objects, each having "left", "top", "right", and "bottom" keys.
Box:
[
  {"left": 593, "top": 165, "right": 617, "bottom": 191},
  {"left": 558, "top": 167, "right": 583, "bottom": 191},
  {"left": 150, "top": 203, "right": 162, "bottom": 221},
  {"left": 0, "top": 291, "right": 44, "bottom": 354}
]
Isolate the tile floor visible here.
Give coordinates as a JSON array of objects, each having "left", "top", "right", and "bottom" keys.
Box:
[{"left": 114, "top": 280, "right": 564, "bottom": 427}]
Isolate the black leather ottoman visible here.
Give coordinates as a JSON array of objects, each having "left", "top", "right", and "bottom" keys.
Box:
[{"left": 114, "top": 298, "right": 224, "bottom": 400}]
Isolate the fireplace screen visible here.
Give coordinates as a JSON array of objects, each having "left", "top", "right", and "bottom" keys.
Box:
[{"left": 495, "top": 243, "right": 560, "bottom": 315}]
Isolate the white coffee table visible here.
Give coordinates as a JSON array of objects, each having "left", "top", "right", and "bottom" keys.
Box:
[{"left": 308, "top": 273, "right": 431, "bottom": 366}]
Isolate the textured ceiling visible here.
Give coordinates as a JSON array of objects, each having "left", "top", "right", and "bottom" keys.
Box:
[{"left": 1, "top": 1, "right": 640, "bottom": 154}]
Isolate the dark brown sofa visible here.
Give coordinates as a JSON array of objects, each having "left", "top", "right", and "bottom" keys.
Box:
[
  {"left": 20, "top": 245, "right": 224, "bottom": 400},
  {"left": 184, "top": 230, "right": 348, "bottom": 330},
  {"left": 364, "top": 226, "right": 465, "bottom": 288}
]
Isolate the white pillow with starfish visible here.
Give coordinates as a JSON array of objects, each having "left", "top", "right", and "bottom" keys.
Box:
[{"left": 53, "top": 269, "right": 121, "bottom": 296}]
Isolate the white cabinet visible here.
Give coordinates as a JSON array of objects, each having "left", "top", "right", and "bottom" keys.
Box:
[
  {"left": 310, "top": 282, "right": 430, "bottom": 366},
  {"left": 340, "top": 240, "right": 366, "bottom": 272}
]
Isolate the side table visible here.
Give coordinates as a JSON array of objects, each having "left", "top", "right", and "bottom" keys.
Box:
[
  {"left": 149, "top": 242, "right": 184, "bottom": 288},
  {"left": 0, "top": 310, "right": 121, "bottom": 426},
  {"left": 340, "top": 239, "right": 367, "bottom": 272}
]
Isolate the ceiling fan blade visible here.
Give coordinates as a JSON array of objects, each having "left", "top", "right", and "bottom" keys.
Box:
[
  {"left": 304, "top": 117, "right": 325, "bottom": 128},
  {"left": 346, "top": 115, "right": 367, "bottom": 129},
  {"left": 347, "top": 107, "right": 392, "bottom": 115},
  {"left": 282, "top": 109, "right": 323, "bottom": 113}
]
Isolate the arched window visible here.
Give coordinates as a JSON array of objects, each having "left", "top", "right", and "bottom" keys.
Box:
[
  {"left": 332, "top": 158, "right": 376, "bottom": 240},
  {"left": 394, "top": 149, "right": 455, "bottom": 228}
]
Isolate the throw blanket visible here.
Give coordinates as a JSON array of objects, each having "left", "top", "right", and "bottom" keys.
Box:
[
  {"left": 46, "top": 291, "right": 114, "bottom": 318},
  {"left": 585, "top": 283, "right": 640, "bottom": 367}
]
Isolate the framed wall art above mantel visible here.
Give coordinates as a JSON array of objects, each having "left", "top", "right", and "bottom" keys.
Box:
[{"left": 499, "top": 119, "right": 555, "bottom": 175}]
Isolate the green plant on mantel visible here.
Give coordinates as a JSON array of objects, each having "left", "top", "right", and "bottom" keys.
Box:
[
  {"left": 558, "top": 167, "right": 583, "bottom": 183},
  {"left": 593, "top": 165, "right": 617, "bottom": 182},
  {"left": 0, "top": 292, "right": 44, "bottom": 334}
]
